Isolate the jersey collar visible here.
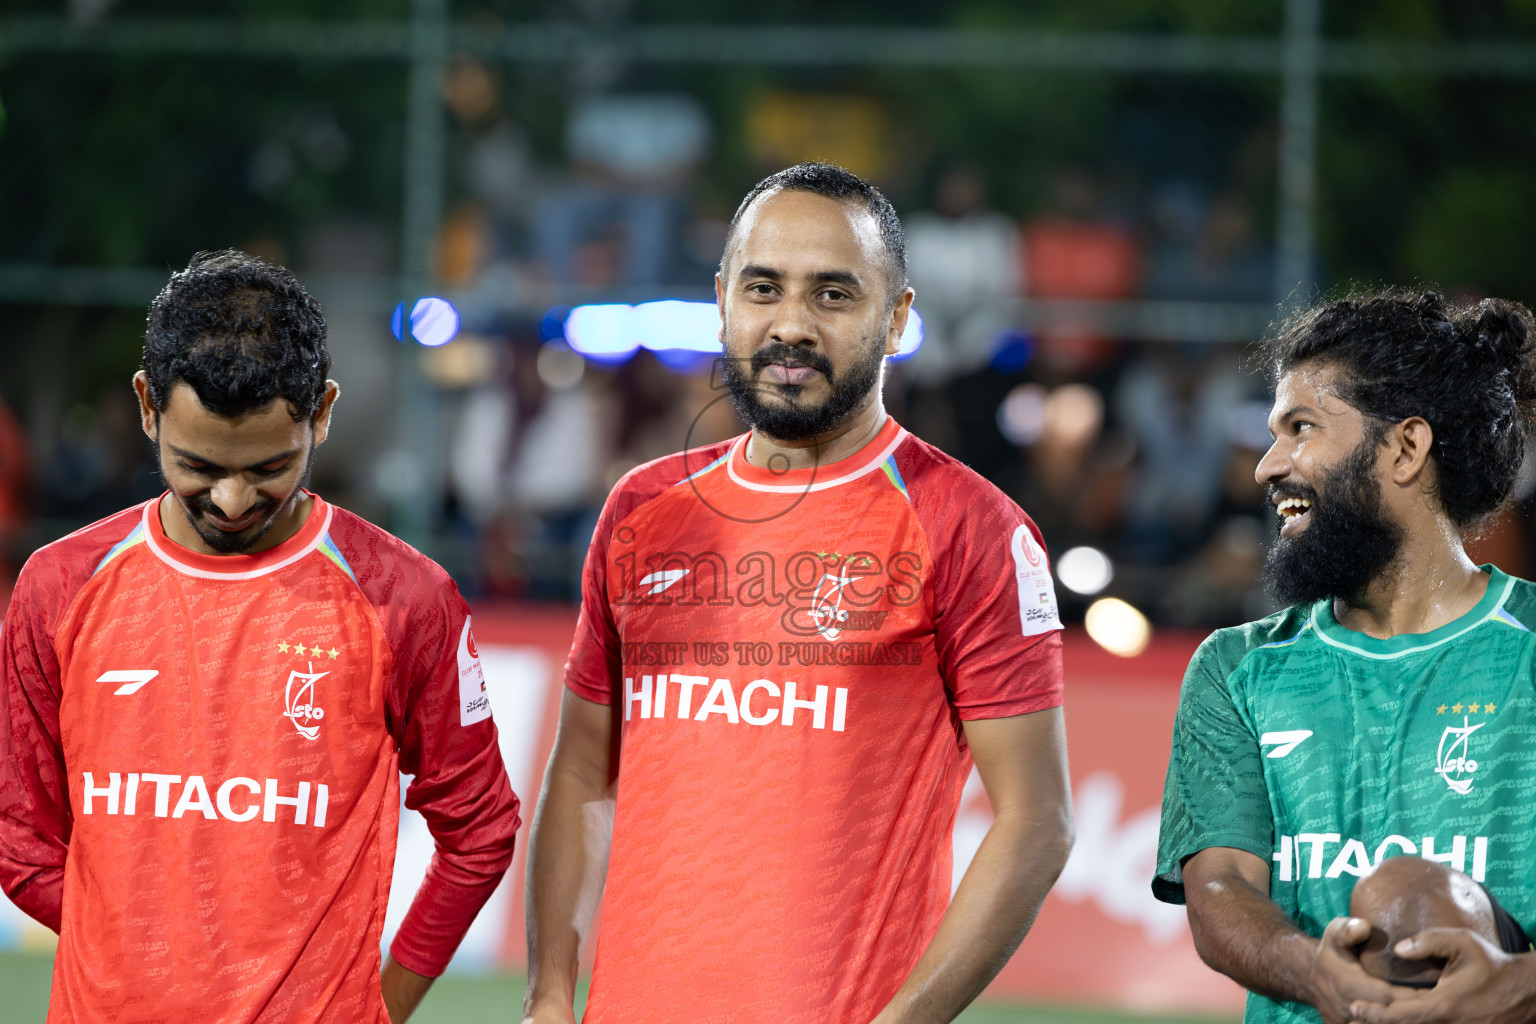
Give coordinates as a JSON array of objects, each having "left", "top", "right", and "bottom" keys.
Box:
[
  {"left": 1310, "top": 566, "right": 1514, "bottom": 660},
  {"left": 724, "top": 416, "right": 907, "bottom": 494},
  {"left": 142, "top": 491, "right": 332, "bottom": 581}
]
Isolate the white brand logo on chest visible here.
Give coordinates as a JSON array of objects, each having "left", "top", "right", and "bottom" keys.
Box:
[
  {"left": 97, "top": 669, "right": 158, "bottom": 696},
  {"left": 283, "top": 663, "right": 328, "bottom": 740}
]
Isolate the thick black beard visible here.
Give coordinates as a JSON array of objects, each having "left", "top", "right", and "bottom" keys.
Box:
[
  {"left": 1261, "top": 435, "right": 1404, "bottom": 608},
  {"left": 719, "top": 332, "right": 886, "bottom": 443},
  {"left": 164, "top": 443, "right": 316, "bottom": 554}
]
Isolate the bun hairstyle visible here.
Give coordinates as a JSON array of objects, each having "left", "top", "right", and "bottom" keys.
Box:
[{"left": 1262, "top": 287, "right": 1536, "bottom": 529}]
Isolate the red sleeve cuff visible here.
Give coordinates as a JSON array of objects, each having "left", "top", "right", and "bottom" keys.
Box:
[{"left": 388, "top": 866, "right": 506, "bottom": 977}]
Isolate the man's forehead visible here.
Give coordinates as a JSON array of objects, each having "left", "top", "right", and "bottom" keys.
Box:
[
  {"left": 1271, "top": 361, "right": 1352, "bottom": 418},
  {"left": 729, "top": 189, "right": 882, "bottom": 274},
  {"left": 160, "top": 383, "right": 306, "bottom": 446}
]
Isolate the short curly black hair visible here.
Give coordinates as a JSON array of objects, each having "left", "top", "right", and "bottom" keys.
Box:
[
  {"left": 1261, "top": 288, "right": 1536, "bottom": 529},
  {"left": 721, "top": 162, "right": 908, "bottom": 297},
  {"left": 142, "top": 249, "right": 330, "bottom": 422}
]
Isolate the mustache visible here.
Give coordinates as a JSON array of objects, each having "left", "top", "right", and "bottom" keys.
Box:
[
  {"left": 749, "top": 343, "right": 833, "bottom": 380},
  {"left": 190, "top": 495, "right": 277, "bottom": 521}
]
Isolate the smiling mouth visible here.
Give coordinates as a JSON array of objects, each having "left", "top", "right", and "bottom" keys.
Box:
[{"left": 1276, "top": 496, "right": 1313, "bottom": 533}]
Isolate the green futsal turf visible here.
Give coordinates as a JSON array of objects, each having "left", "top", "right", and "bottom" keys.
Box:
[{"left": 0, "top": 949, "right": 1236, "bottom": 1024}]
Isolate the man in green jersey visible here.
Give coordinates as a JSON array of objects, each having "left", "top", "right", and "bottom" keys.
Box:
[{"left": 1154, "top": 289, "right": 1536, "bottom": 1024}]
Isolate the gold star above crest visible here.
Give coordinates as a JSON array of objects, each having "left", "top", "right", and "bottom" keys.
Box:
[
  {"left": 1469, "top": 702, "right": 1482, "bottom": 714},
  {"left": 277, "top": 640, "right": 290, "bottom": 653},
  {"left": 327, "top": 648, "right": 339, "bottom": 660},
  {"left": 1486, "top": 702, "right": 1498, "bottom": 714},
  {"left": 1436, "top": 704, "right": 1448, "bottom": 714},
  {"left": 294, "top": 642, "right": 308, "bottom": 657},
  {"left": 1452, "top": 702, "right": 1465, "bottom": 713}
]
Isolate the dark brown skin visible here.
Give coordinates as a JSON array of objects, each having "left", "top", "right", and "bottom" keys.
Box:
[
  {"left": 1350, "top": 857, "right": 1496, "bottom": 988},
  {"left": 1184, "top": 361, "right": 1536, "bottom": 1024},
  {"left": 1184, "top": 847, "right": 1406, "bottom": 1024},
  {"left": 522, "top": 692, "right": 1073, "bottom": 1024}
]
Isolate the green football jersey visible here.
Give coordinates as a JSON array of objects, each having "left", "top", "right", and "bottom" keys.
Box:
[{"left": 1155, "top": 566, "right": 1536, "bottom": 1024}]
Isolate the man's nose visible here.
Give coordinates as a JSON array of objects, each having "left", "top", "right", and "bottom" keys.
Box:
[
  {"left": 208, "top": 478, "right": 259, "bottom": 520},
  {"left": 1255, "top": 440, "right": 1290, "bottom": 486},
  {"left": 768, "top": 296, "right": 819, "bottom": 346}
]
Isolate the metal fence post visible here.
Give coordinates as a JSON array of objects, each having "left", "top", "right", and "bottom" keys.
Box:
[
  {"left": 393, "top": 0, "right": 448, "bottom": 546},
  {"left": 1275, "top": 0, "right": 1322, "bottom": 307}
]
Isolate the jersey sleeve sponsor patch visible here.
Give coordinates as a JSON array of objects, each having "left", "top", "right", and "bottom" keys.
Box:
[
  {"left": 458, "top": 616, "right": 492, "bottom": 726},
  {"left": 1010, "top": 523, "right": 1062, "bottom": 636}
]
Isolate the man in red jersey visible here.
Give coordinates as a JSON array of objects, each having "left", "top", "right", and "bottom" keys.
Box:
[
  {"left": 524, "top": 163, "right": 1074, "bottom": 1024},
  {"left": 0, "top": 250, "right": 520, "bottom": 1023}
]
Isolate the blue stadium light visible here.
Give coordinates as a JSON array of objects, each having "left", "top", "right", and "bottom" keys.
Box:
[
  {"left": 888, "top": 307, "right": 924, "bottom": 361},
  {"left": 391, "top": 297, "right": 461, "bottom": 347}
]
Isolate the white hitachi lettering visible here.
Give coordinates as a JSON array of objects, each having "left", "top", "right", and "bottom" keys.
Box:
[
  {"left": 1296, "top": 833, "right": 1340, "bottom": 878},
  {"left": 141, "top": 773, "right": 182, "bottom": 817},
  {"left": 264, "top": 779, "right": 311, "bottom": 825},
  {"left": 1273, "top": 833, "right": 1489, "bottom": 882},
  {"left": 173, "top": 776, "right": 218, "bottom": 819},
  {"left": 671, "top": 674, "right": 709, "bottom": 718},
  {"left": 622, "top": 669, "right": 851, "bottom": 733},
  {"left": 216, "top": 778, "right": 262, "bottom": 822},
  {"left": 1272, "top": 834, "right": 1294, "bottom": 882},
  {"left": 653, "top": 673, "right": 670, "bottom": 717},
  {"left": 81, "top": 772, "right": 120, "bottom": 815},
  {"left": 782, "top": 682, "right": 827, "bottom": 729},
  {"left": 624, "top": 675, "right": 653, "bottom": 721},
  {"left": 80, "top": 771, "right": 329, "bottom": 827},
  {"left": 694, "top": 679, "right": 739, "bottom": 723},
  {"left": 1325, "top": 839, "right": 1372, "bottom": 878},
  {"left": 740, "top": 680, "right": 780, "bottom": 725},
  {"left": 1422, "top": 835, "right": 1467, "bottom": 873}
]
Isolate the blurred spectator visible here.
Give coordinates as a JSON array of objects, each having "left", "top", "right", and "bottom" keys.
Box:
[
  {"left": 1146, "top": 184, "right": 1273, "bottom": 302},
  {"left": 903, "top": 168, "right": 1021, "bottom": 384},
  {"left": 1114, "top": 348, "right": 1250, "bottom": 565},
  {"left": 0, "top": 394, "right": 31, "bottom": 586},
  {"left": 43, "top": 385, "right": 157, "bottom": 525},
  {"left": 1021, "top": 167, "right": 1142, "bottom": 374},
  {"left": 534, "top": 94, "right": 710, "bottom": 288}
]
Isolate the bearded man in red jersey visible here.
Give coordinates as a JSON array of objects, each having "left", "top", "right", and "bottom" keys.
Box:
[
  {"left": 523, "top": 163, "right": 1074, "bottom": 1024},
  {"left": 0, "top": 250, "right": 520, "bottom": 1023}
]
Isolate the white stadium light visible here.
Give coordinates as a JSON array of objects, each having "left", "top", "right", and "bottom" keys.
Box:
[
  {"left": 1056, "top": 546, "right": 1114, "bottom": 596},
  {"left": 563, "top": 303, "right": 641, "bottom": 361},
  {"left": 391, "top": 297, "right": 460, "bottom": 347},
  {"left": 632, "top": 300, "right": 724, "bottom": 353},
  {"left": 1084, "top": 597, "right": 1152, "bottom": 658}
]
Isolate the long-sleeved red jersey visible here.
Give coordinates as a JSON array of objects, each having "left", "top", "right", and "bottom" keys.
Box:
[{"left": 0, "top": 493, "right": 520, "bottom": 1023}]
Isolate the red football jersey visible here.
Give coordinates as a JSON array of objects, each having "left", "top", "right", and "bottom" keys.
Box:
[
  {"left": 566, "top": 416, "right": 1065, "bottom": 1023},
  {"left": 0, "top": 494, "right": 520, "bottom": 1023}
]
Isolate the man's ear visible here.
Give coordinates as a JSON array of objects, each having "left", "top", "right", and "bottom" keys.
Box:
[
  {"left": 311, "top": 381, "right": 341, "bottom": 446},
  {"left": 1388, "top": 416, "right": 1435, "bottom": 486},
  {"left": 884, "top": 287, "right": 916, "bottom": 357},
  {"left": 132, "top": 371, "right": 158, "bottom": 442}
]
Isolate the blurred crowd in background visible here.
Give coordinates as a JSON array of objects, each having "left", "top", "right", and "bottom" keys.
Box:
[{"left": 5, "top": 0, "right": 1536, "bottom": 631}]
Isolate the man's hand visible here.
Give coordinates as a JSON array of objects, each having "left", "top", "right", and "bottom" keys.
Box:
[
  {"left": 1348, "top": 929, "right": 1536, "bottom": 1024},
  {"left": 520, "top": 1006, "right": 579, "bottom": 1024},
  {"left": 1301, "top": 917, "right": 1406, "bottom": 1024},
  {"left": 381, "top": 955, "right": 434, "bottom": 1023}
]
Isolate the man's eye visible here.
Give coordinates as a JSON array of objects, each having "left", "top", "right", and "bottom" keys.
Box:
[
  {"left": 821, "top": 290, "right": 848, "bottom": 302},
  {"left": 255, "top": 464, "right": 289, "bottom": 477},
  {"left": 180, "top": 462, "right": 214, "bottom": 475}
]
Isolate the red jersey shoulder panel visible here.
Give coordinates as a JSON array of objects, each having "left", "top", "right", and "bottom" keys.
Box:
[
  {"left": 893, "top": 434, "right": 1065, "bottom": 720},
  {"left": 564, "top": 439, "right": 737, "bottom": 705}
]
